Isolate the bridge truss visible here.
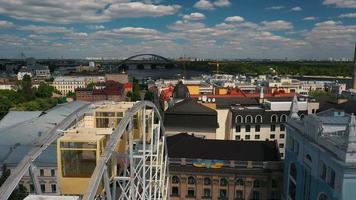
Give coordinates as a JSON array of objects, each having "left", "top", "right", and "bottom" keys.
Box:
[{"left": 0, "top": 101, "right": 169, "bottom": 200}]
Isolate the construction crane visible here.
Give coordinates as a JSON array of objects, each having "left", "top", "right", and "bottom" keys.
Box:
[{"left": 208, "top": 60, "right": 227, "bottom": 74}]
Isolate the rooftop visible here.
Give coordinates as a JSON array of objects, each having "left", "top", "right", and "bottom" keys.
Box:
[{"left": 167, "top": 133, "right": 281, "bottom": 161}]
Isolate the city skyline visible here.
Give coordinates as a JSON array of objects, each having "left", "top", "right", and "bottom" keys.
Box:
[{"left": 0, "top": 0, "right": 355, "bottom": 59}]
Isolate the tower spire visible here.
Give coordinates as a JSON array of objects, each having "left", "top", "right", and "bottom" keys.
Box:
[{"left": 289, "top": 95, "right": 300, "bottom": 119}]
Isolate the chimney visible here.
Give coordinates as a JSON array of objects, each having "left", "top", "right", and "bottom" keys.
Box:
[{"left": 353, "top": 42, "right": 356, "bottom": 90}]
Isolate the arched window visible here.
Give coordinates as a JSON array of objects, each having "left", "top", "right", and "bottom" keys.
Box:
[
  {"left": 245, "top": 115, "right": 253, "bottom": 123},
  {"left": 220, "top": 178, "right": 228, "bottom": 186},
  {"left": 204, "top": 177, "right": 211, "bottom": 185},
  {"left": 172, "top": 176, "right": 180, "bottom": 184},
  {"left": 271, "top": 114, "right": 278, "bottom": 123},
  {"left": 188, "top": 176, "right": 195, "bottom": 185},
  {"left": 318, "top": 193, "right": 328, "bottom": 200},
  {"left": 235, "top": 115, "right": 243, "bottom": 123},
  {"left": 280, "top": 114, "right": 288, "bottom": 123},
  {"left": 236, "top": 178, "right": 244, "bottom": 186},
  {"left": 253, "top": 180, "right": 260, "bottom": 188},
  {"left": 255, "top": 115, "right": 263, "bottom": 123},
  {"left": 300, "top": 114, "right": 305, "bottom": 119}
]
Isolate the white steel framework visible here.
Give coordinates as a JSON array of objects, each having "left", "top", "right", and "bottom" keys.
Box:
[{"left": 83, "top": 101, "right": 169, "bottom": 200}]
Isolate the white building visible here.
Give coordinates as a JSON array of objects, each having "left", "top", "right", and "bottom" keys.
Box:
[
  {"left": 17, "top": 66, "right": 33, "bottom": 80},
  {"left": 53, "top": 76, "right": 105, "bottom": 95}
]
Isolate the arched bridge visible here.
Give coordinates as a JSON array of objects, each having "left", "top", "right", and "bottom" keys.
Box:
[{"left": 108, "top": 53, "right": 178, "bottom": 72}]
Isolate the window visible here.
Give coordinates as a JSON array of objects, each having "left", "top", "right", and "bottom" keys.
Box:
[
  {"left": 253, "top": 180, "right": 260, "bottom": 188},
  {"left": 245, "top": 135, "right": 250, "bottom": 140},
  {"left": 30, "top": 184, "right": 34, "bottom": 193},
  {"left": 328, "top": 168, "right": 336, "bottom": 189},
  {"left": 245, "top": 125, "right": 251, "bottom": 132},
  {"left": 219, "top": 189, "right": 227, "bottom": 199},
  {"left": 271, "top": 115, "right": 278, "bottom": 123},
  {"left": 172, "top": 176, "right": 180, "bottom": 184},
  {"left": 188, "top": 176, "right": 195, "bottom": 185},
  {"left": 236, "top": 178, "right": 244, "bottom": 186},
  {"left": 280, "top": 114, "right": 288, "bottom": 122},
  {"left": 235, "top": 135, "right": 241, "bottom": 140},
  {"left": 281, "top": 153, "right": 284, "bottom": 157},
  {"left": 40, "top": 169, "right": 44, "bottom": 176},
  {"left": 270, "top": 134, "right": 275, "bottom": 139},
  {"left": 236, "top": 125, "right": 241, "bottom": 132},
  {"left": 236, "top": 190, "right": 243, "bottom": 200},
  {"left": 279, "top": 143, "right": 284, "bottom": 148},
  {"left": 255, "top": 115, "right": 262, "bottom": 123},
  {"left": 61, "top": 147, "right": 96, "bottom": 178},
  {"left": 245, "top": 115, "right": 253, "bottom": 123},
  {"left": 203, "top": 188, "right": 211, "bottom": 198},
  {"left": 51, "top": 184, "right": 56, "bottom": 193},
  {"left": 187, "top": 187, "right": 195, "bottom": 197},
  {"left": 280, "top": 124, "right": 285, "bottom": 131},
  {"left": 171, "top": 187, "right": 179, "bottom": 196},
  {"left": 51, "top": 169, "right": 55, "bottom": 176},
  {"left": 204, "top": 177, "right": 211, "bottom": 185},
  {"left": 236, "top": 115, "right": 243, "bottom": 123},
  {"left": 280, "top": 134, "right": 285, "bottom": 139},
  {"left": 252, "top": 191, "right": 260, "bottom": 200},
  {"left": 255, "top": 135, "right": 260, "bottom": 139},
  {"left": 40, "top": 184, "right": 45, "bottom": 193},
  {"left": 271, "top": 124, "right": 276, "bottom": 132},
  {"left": 288, "top": 163, "right": 297, "bottom": 200},
  {"left": 306, "top": 154, "right": 312, "bottom": 163},
  {"left": 255, "top": 125, "right": 260, "bottom": 132},
  {"left": 320, "top": 162, "right": 327, "bottom": 181},
  {"left": 271, "top": 179, "right": 277, "bottom": 188},
  {"left": 220, "top": 178, "right": 228, "bottom": 186}
]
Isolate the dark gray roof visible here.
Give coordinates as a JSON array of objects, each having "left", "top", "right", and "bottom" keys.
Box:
[
  {"left": 317, "top": 97, "right": 356, "bottom": 114},
  {"left": 214, "top": 97, "right": 259, "bottom": 109},
  {"left": 172, "top": 81, "right": 190, "bottom": 99},
  {"left": 0, "top": 111, "right": 42, "bottom": 129},
  {"left": 164, "top": 99, "right": 218, "bottom": 131},
  {"left": 167, "top": 133, "right": 281, "bottom": 161}
]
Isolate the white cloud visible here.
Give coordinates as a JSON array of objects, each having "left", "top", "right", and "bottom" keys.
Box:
[
  {"left": 0, "top": 0, "right": 181, "bottom": 24},
  {"left": 114, "top": 27, "right": 159, "bottom": 35},
  {"left": 260, "top": 20, "right": 293, "bottom": 31},
  {"left": 194, "top": 0, "right": 214, "bottom": 10},
  {"left": 213, "top": 0, "right": 231, "bottom": 7},
  {"left": 224, "top": 16, "right": 244, "bottom": 23},
  {"left": 183, "top": 12, "right": 206, "bottom": 21},
  {"left": 266, "top": 6, "right": 284, "bottom": 10},
  {"left": 86, "top": 25, "right": 105, "bottom": 30},
  {"left": 17, "top": 25, "right": 73, "bottom": 34},
  {"left": 323, "top": 0, "right": 356, "bottom": 8},
  {"left": 0, "top": 20, "right": 15, "bottom": 29},
  {"left": 303, "top": 16, "right": 318, "bottom": 21},
  {"left": 291, "top": 6, "right": 303, "bottom": 11},
  {"left": 339, "top": 13, "right": 356, "bottom": 18}
]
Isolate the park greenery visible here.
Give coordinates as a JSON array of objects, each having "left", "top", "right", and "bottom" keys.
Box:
[
  {"left": 127, "top": 78, "right": 141, "bottom": 101},
  {"left": 183, "top": 61, "right": 353, "bottom": 77},
  {"left": 0, "top": 75, "right": 65, "bottom": 119}
]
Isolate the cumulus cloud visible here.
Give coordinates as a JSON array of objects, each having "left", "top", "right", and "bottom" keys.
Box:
[
  {"left": 0, "top": 0, "right": 181, "bottom": 24},
  {"left": 213, "top": 0, "right": 231, "bottom": 7},
  {"left": 339, "top": 13, "right": 356, "bottom": 18},
  {"left": 183, "top": 12, "right": 206, "bottom": 21},
  {"left": 291, "top": 6, "right": 303, "bottom": 11},
  {"left": 323, "top": 0, "right": 356, "bottom": 8},
  {"left": 224, "top": 16, "right": 244, "bottom": 23},
  {"left": 260, "top": 20, "right": 293, "bottom": 31},
  {"left": 266, "top": 6, "right": 284, "bottom": 10},
  {"left": 303, "top": 16, "right": 318, "bottom": 21},
  {"left": 194, "top": 0, "right": 215, "bottom": 10},
  {"left": 17, "top": 25, "right": 73, "bottom": 34},
  {"left": 0, "top": 20, "right": 15, "bottom": 29}
]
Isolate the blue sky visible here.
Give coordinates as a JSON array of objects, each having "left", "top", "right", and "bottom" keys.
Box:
[{"left": 0, "top": 0, "right": 355, "bottom": 59}]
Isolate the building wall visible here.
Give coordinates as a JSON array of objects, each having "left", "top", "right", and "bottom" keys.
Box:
[
  {"left": 187, "top": 85, "right": 200, "bottom": 95},
  {"left": 169, "top": 161, "right": 283, "bottom": 200},
  {"left": 216, "top": 109, "right": 229, "bottom": 140}
]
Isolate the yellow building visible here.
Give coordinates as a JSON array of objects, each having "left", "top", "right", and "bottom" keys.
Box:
[{"left": 57, "top": 101, "right": 153, "bottom": 196}]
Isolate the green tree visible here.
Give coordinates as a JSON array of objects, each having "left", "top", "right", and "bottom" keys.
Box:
[
  {"left": 35, "top": 83, "right": 54, "bottom": 98},
  {"left": 0, "top": 165, "right": 28, "bottom": 200},
  {"left": 87, "top": 82, "right": 96, "bottom": 89},
  {"left": 66, "top": 91, "right": 76, "bottom": 100},
  {"left": 18, "top": 75, "right": 34, "bottom": 101},
  {"left": 144, "top": 90, "right": 154, "bottom": 101}
]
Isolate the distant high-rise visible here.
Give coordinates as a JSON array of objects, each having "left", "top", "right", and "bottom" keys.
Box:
[{"left": 353, "top": 42, "right": 356, "bottom": 89}]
